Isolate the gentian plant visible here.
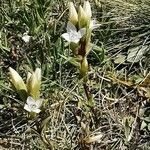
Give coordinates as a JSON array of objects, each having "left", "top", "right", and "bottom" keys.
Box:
[
  {"left": 9, "top": 67, "right": 43, "bottom": 116},
  {"left": 62, "top": 1, "right": 100, "bottom": 102},
  {"left": 62, "top": 1, "right": 100, "bottom": 78}
]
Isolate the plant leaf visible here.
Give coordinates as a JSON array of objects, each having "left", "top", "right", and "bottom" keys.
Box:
[{"left": 127, "top": 46, "right": 148, "bottom": 62}]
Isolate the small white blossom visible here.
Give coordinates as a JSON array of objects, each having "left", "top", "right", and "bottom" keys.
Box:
[
  {"left": 90, "top": 20, "right": 101, "bottom": 30},
  {"left": 24, "top": 96, "right": 43, "bottom": 113},
  {"left": 61, "top": 22, "right": 86, "bottom": 43},
  {"left": 22, "top": 33, "right": 31, "bottom": 43}
]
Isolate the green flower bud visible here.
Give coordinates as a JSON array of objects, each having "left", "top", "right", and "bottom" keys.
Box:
[
  {"left": 26, "top": 72, "right": 32, "bottom": 85},
  {"left": 9, "top": 67, "right": 27, "bottom": 101},
  {"left": 80, "top": 57, "right": 88, "bottom": 77},
  {"left": 78, "top": 5, "right": 88, "bottom": 28},
  {"left": 35, "top": 68, "right": 41, "bottom": 82},
  {"left": 69, "top": 2, "right": 78, "bottom": 26},
  {"left": 27, "top": 68, "right": 41, "bottom": 99},
  {"left": 85, "top": 41, "right": 91, "bottom": 55}
]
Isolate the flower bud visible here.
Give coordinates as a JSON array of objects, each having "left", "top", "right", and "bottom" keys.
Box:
[
  {"left": 69, "top": 2, "right": 78, "bottom": 25},
  {"left": 80, "top": 57, "right": 88, "bottom": 77},
  {"left": 85, "top": 41, "right": 91, "bottom": 55},
  {"left": 78, "top": 5, "right": 88, "bottom": 28},
  {"left": 27, "top": 68, "right": 41, "bottom": 99},
  {"left": 34, "top": 68, "right": 41, "bottom": 82},
  {"left": 26, "top": 72, "right": 32, "bottom": 85},
  {"left": 9, "top": 67, "right": 27, "bottom": 100},
  {"left": 83, "top": 1, "right": 92, "bottom": 21}
]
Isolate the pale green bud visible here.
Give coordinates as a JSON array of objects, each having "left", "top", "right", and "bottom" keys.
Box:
[
  {"left": 27, "top": 68, "right": 41, "bottom": 99},
  {"left": 9, "top": 67, "right": 27, "bottom": 100},
  {"left": 69, "top": 2, "right": 78, "bottom": 25},
  {"left": 80, "top": 57, "right": 88, "bottom": 77},
  {"left": 34, "top": 68, "right": 41, "bottom": 82},
  {"left": 78, "top": 5, "right": 88, "bottom": 28},
  {"left": 83, "top": 1, "right": 92, "bottom": 21},
  {"left": 26, "top": 72, "right": 32, "bottom": 85},
  {"left": 85, "top": 41, "right": 91, "bottom": 55}
]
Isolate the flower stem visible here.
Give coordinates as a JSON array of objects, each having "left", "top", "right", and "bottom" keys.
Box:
[{"left": 83, "top": 82, "right": 90, "bottom": 101}]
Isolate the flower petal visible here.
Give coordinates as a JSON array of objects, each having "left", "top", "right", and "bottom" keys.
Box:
[
  {"left": 24, "top": 104, "right": 31, "bottom": 112},
  {"left": 92, "top": 24, "right": 101, "bottom": 29},
  {"left": 72, "top": 38, "right": 80, "bottom": 43},
  {"left": 69, "top": 32, "right": 80, "bottom": 43},
  {"left": 22, "top": 35, "right": 30, "bottom": 43},
  {"left": 78, "top": 28, "right": 86, "bottom": 38},
  {"left": 90, "top": 20, "right": 101, "bottom": 29},
  {"left": 27, "top": 96, "right": 36, "bottom": 105},
  {"left": 36, "top": 99, "right": 43, "bottom": 108},
  {"left": 61, "top": 33, "right": 71, "bottom": 42},
  {"left": 67, "top": 21, "right": 77, "bottom": 33},
  {"left": 62, "top": 22, "right": 84, "bottom": 43},
  {"left": 33, "top": 108, "right": 41, "bottom": 113}
]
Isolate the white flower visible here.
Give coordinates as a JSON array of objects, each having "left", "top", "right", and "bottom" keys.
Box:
[
  {"left": 61, "top": 22, "right": 86, "bottom": 43},
  {"left": 90, "top": 20, "right": 101, "bottom": 30},
  {"left": 22, "top": 33, "right": 31, "bottom": 43},
  {"left": 24, "top": 96, "right": 43, "bottom": 113}
]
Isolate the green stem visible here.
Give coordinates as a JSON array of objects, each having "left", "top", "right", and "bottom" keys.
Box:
[{"left": 83, "top": 82, "right": 90, "bottom": 101}]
